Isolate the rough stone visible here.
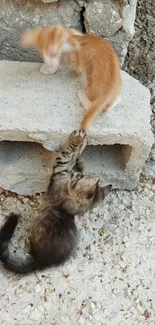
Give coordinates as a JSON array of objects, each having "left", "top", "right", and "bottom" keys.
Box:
[
  {"left": 151, "top": 119, "right": 155, "bottom": 134},
  {"left": 124, "top": 0, "right": 155, "bottom": 85},
  {"left": 84, "top": 1, "right": 123, "bottom": 37},
  {"left": 0, "top": 60, "right": 153, "bottom": 194},
  {"left": 42, "top": 0, "right": 58, "bottom": 2},
  {"left": 142, "top": 78, "right": 155, "bottom": 175},
  {"left": 83, "top": 0, "right": 137, "bottom": 64}
]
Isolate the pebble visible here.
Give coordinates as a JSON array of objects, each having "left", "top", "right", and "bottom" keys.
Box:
[
  {"left": 35, "top": 283, "right": 41, "bottom": 293},
  {"left": 44, "top": 302, "right": 51, "bottom": 310},
  {"left": 30, "top": 309, "right": 41, "bottom": 321},
  {"left": 90, "top": 302, "right": 96, "bottom": 311},
  {"left": 23, "top": 305, "right": 31, "bottom": 314},
  {"left": 136, "top": 304, "right": 144, "bottom": 314},
  {"left": 1, "top": 314, "right": 11, "bottom": 322},
  {"left": 38, "top": 305, "right": 44, "bottom": 312},
  {"left": 79, "top": 228, "right": 85, "bottom": 241}
]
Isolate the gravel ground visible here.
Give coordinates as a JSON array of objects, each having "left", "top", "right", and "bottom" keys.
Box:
[{"left": 0, "top": 167, "right": 155, "bottom": 325}]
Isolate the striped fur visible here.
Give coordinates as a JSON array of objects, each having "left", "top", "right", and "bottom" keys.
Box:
[{"left": 0, "top": 130, "right": 111, "bottom": 274}]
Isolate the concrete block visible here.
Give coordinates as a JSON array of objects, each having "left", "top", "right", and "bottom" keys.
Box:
[{"left": 0, "top": 60, "right": 153, "bottom": 195}]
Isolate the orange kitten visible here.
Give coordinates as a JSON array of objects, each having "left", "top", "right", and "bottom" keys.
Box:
[
  {"left": 63, "top": 34, "right": 122, "bottom": 131},
  {"left": 21, "top": 25, "right": 82, "bottom": 74},
  {"left": 21, "top": 26, "right": 122, "bottom": 132}
]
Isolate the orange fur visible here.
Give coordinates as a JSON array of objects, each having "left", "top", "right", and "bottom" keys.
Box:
[
  {"left": 65, "top": 34, "right": 122, "bottom": 132},
  {"left": 21, "top": 25, "right": 81, "bottom": 73},
  {"left": 21, "top": 25, "right": 68, "bottom": 58},
  {"left": 21, "top": 26, "right": 122, "bottom": 132}
]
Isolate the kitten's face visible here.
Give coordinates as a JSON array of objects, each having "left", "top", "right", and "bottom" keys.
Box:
[
  {"left": 21, "top": 25, "right": 65, "bottom": 61},
  {"left": 62, "top": 180, "right": 112, "bottom": 215}
]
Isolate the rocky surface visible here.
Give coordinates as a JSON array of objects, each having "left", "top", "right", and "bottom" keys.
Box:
[
  {"left": 0, "top": 166, "right": 155, "bottom": 325},
  {"left": 149, "top": 80, "right": 155, "bottom": 140},
  {"left": 146, "top": 79, "right": 155, "bottom": 179},
  {"left": 123, "top": 0, "right": 155, "bottom": 85},
  {"left": 0, "top": 0, "right": 137, "bottom": 64},
  {"left": 123, "top": 0, "right": 155, "bottom": 177},
  {"left": 82, "top": 0, "right": 137, "bottom": 64}
]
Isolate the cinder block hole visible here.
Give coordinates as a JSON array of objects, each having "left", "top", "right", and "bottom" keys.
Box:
[
  {"left": 0, "top": 141, "right": 54, "bottom": 172},
  {"left": 82, "top": 144, "right": 132, "bottom": 172},
  {"left": 0, "top": 141, "right": 132, "bottom": 178},
  {"left": 0, "top": 141, "right": 56, "bottom": 195}
]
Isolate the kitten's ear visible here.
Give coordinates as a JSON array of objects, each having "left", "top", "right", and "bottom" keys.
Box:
[
  {"left": 87, "top": 180, "right": 99, "bottom": 199},
  {"left": 20, "top": 28, "right": 41, "bottom": 48},
  {"left": 101, "top": 184, "right": 112, "bottom": 198}
]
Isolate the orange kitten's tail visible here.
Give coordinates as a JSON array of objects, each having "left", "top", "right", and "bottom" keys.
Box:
[{"left": 80, "top": 97, "right": 109, "bottom": 132}]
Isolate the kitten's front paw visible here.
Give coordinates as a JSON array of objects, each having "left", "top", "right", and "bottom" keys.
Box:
[
  {"left": 40, "top": 64, "right": 58, "bottom": 75},
  {"left": 69, "top": 129, "right": 87, "bottom": 151},
  {"left": 70, "top": 129, "right": 86, "bottom": 141}
]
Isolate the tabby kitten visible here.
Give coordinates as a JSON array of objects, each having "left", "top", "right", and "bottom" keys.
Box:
[{"left": 0, "top": 130, "right": 111, "bottom": 274}]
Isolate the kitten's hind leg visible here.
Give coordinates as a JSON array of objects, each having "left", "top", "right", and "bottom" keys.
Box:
[{"left": 77, "top": 90, "right": 91, "bottom": 111}]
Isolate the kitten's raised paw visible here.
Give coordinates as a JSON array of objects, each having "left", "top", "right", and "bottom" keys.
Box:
[
  {"left": 71, "top": 129, "right": 86, "bottom": 140},
  {"left": 40, "top": 64, "right": 58, "bottom": 75},
  {"left": 69, "top": 130, "right": 87, "bottom": 149}
]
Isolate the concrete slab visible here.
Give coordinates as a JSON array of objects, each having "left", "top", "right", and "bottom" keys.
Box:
[{"left": 0, "top": 60, "right": 153, "bottom": 194}]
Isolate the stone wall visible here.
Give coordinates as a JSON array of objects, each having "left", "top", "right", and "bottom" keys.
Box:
[
  {"left": 123, "top": 0, "right": 155, "bottom": 153},
  {"left": 123, "top": 0, "right": 155, "bottom": 85},
  {"left": 81, "top": 0, "right": 137, "bottom": 64},
  {"left": 0, "top": 0, "right": 137, "bottom": 65}
]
